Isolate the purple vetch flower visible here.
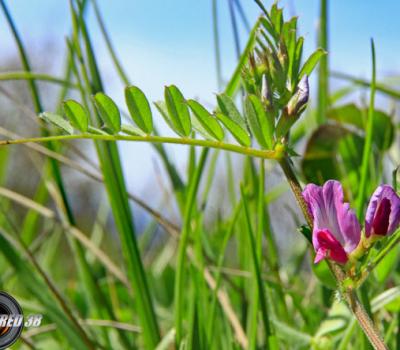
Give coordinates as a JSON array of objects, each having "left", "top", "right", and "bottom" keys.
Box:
[
  {"left": 302, "top": 180, "right": 361, "bottom": 264},
  {"left": 365, "top": 185, "right": 400, "bottom": 238}
]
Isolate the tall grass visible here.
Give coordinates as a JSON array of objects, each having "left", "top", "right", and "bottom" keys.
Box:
[{"left": 0, "top": 0, "right": 399, "bottom": 349}]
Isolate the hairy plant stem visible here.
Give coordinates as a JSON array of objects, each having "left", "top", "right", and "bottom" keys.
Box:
[
  {"left": 0, "top": 133, "right": 280, "bottom": 159},
  {"left": 278, "top": 157, "right": 388, "bottom": 350}
]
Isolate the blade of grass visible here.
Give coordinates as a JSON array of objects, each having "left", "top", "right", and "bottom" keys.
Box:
[
  {"left": 174, "top": 148, "right": 209, "bottom": 344},
  {"left": 0, "top": 2, "right": 116, "bottom": 347},
  {"left": 0, "top": 220, "right": 96, "bottom": 349},
  {"left": 233, "top": 0, "right": 251, "bottom": 32},
  {"left": 224, "top": 17, "right": 261, "bottom": 97},
  {"left": 70, "top": 2, "right": 160, "bottom": 346},
  {"left": 207, "top": 203, "right": 242, "bottom": 346},
  {"left": 0, "top": 184, "right": 133, "bottom": 292},
  {"left": 247, "top": 159, "right": 266, "bottom": 348},
  {"left": 316, "top": 0, "right": 328, "bottom": 125},
  {"left": 212, "top": 0, "right": 223, "bottom": 90},
  {"left": 91, "top": 0, "right": 130, "bottom": 86},
  {"left": 89, "top": 0, "right": 188, "bottom": 214},
  {"left": 190, "top": 222, "right": 208, "bottom": 349},
  {"left": 332, "top": 71, "right": 400, "bottom": 99},
  {"left": 356, "top": 39, "right": 376, "bottom": 220},
  {"left": 240, "top": 184, "right": 276, "bottom": 349},
  {"left": 0, "top": 72, "right": 78, "bottom": 88},
  {"left": 187, "top": 279, "right": 201, "bottom": 350},
  {"left": 2, "top": 124, "right": 249, "bottom": 347},
  {"left": 228, "top": 0, "right": 241, "bottom": 60}
]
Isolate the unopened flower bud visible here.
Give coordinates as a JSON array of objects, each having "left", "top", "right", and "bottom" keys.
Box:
[
  {"left": 261, "top": 74, "right": 270, "bottom": 105},
  {"left": 365, "top": 185, "right": 400, "bottom": 239},
  {"left": 275, "top": 75, "right": 309, "bottom": 137},
  {"left": 287, "top": 75, "right": 309, "bottom": 116}
]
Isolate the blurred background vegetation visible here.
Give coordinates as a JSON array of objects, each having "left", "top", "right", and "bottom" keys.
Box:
[{"left": 0, "top": 0, "right": 399, "bottom": 349}]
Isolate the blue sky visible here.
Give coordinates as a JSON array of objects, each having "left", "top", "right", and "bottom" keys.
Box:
[
  {"left": 4, "top": 1, "right": 400, "bottom": 96},
  {"left": 1, "top": 0, "right": 400, "bottom": 194}
]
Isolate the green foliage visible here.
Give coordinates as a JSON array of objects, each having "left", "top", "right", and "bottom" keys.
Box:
[
  {"left": 215, "top": 112, "right": 251, "bottom": 146},
  {"left": 187, "top": 99, "right": 224, "bottom": 141},
  {"left": 164, "top": 85, "right": 192, "bottom": 137},
  {"left": 299, "top": 48, "right": 326, "bottom": 79},
  {"left": 0, "top": 1, "right": 399, "bottom": 349},
  {"left": 63, "top": 99, "right": 89, "bottom": 132},
  {"left": 93, "top": 92, "right": 121, "bottom": 134},
  {"left": 40, "top": 112, "right": 74, "bottom": 134},
  {"left": 245, "top": 94, "right": 273, "bottom": 149},
  {"left": 301, "top": 104, "right": 394, "bottom": 187},
  {"left": 125, "top": 86, "right": 153, "bottom": 134}
]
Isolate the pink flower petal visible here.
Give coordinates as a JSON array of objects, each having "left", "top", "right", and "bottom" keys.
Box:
[{"left": 315, "top": 229, "right": 348, "bottom": 264}]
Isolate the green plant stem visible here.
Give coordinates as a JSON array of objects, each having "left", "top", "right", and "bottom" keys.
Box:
[
  {"left": 228, "top": 0, "right": 241, "bottom": 60},
  {"left": 356, "top": 39, "right": 376, "bottom": 219},
  {"left": 356, "top": 230, "right": 400, "bottom": 287},
  {"left": 212, "top": 0, "right": 223, "bottom": 90},
  {"left": 224, "top": 17, "right": 261, "bottom": 97},
  {"left": 91, "top": 0, "right": 130, "bottom": 86},
  {"left": 355, "top": 40, "right": 376, "bottom": 350},
  {"left": 331, "top": 71, "right": 400, "bottom": 100},
  {"left": 316, "top": 0, "right": 328, "bottom": 124},
  {"left": 0, "top": 133, "right": 280, "bottom": 159},
  {"left": 278, "top": 156, "right": 388, "bottom": 350},
  {"left": 278, "top": 158, "right": 312, "bottom": 227},
  {"left": 241, "top": 184, "right": 274, "bottom": 349},
  {"left": 0, "top": 71, "right": 78, "bottom": 88}
]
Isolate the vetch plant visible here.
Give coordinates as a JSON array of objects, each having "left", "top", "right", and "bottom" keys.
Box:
[{"left": 0, "top": 0, "right": 399, "bottom": 349}]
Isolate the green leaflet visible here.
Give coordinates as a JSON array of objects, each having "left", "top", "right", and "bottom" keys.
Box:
[
  {"left": 39, "top": 112, "right": 74, "bottom": 134},
  {"left": 93, "top": 92, "right": 121, "bottom": 134},
  {"left": 216, "top": 93, "right": 247, "bottom": 130},
  {"left": 187, "top": 99, "right": 224, "bottom": 141},
  {"left": 245, "top": 94, "right": 274, "bottom": 149},
  {"left": 216, "top": 112, "right": 251, "bottom": 147},
  {"left": 260, "top": 17, "right": 278, "bottom": 42},
  {"left": 270, "top": 3, "right": 283, "bottom": 35},
  {"left": 164, "top": 85, "right": 191, "bottom": 137},
  {"left": 291, "top": 37, "right": 304, "bottom": 89},
  {"left": 63, "top": 99, "right": 89, "bottom": 132},
  {"left": 299, "top": 48, "right": 326, "bottom": 79},
  {"left": 154, "top": 101, "right": 178, "bottom": 133},
  {"left": 125, "top": 86, "right": 153, "bottom": 134}
]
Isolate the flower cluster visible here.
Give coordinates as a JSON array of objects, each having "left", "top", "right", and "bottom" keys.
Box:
[{"left": 302, "top": 180, "right": 400, "bottom": 265}]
